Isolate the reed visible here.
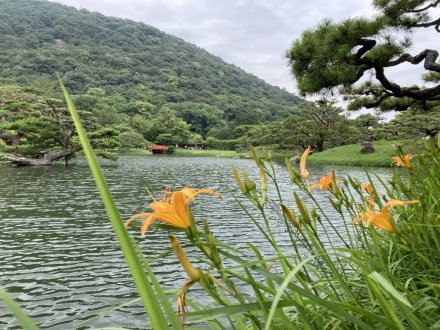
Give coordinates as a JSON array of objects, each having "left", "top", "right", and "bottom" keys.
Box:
[{"left": 58, "top": 76, "right": 181, "bottom": 329}]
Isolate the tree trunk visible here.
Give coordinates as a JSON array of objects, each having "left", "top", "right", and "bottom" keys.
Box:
[
  {"left": 0, "top": 130, "right": 26, "bottom": 146},
  {"left": 0, "top": 150, "right": 76, "bottom": 167},
  {"left": 315, "top": 140, "right": 324, "bottom": 152}
]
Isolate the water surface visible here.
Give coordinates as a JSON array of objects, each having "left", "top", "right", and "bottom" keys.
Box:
[{"left": 0, "top": 156, "right": 392, "bottom": 329}]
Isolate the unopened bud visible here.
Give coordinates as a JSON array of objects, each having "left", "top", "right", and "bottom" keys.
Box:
[
  {"left": 280, "top": 203, "right": 300, "bottom": 229},
  {"left": 170, "top": 235, "right": 200, "bottom": 282}
]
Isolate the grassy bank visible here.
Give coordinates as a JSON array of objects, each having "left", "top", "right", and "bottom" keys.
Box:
[
  {"left": 174, "top": 149, "right": 239, "bottom": 157},
  {"left": 176, "top": 148, "right": 294, "bottom": 160},
  {"left": 308, "top": 140, "right": 416, "bottom": 167},
  {"left": 234, "top": 140, "right": 415, "bottom": 167},
  {"left": 115, "top": 149, "right": 242, "bottom": 157},
  {"left": 116, "top": 148, "right": 293, "bottom": 160},
  {"left": 114, "top": 149, "right": 150, "bottom": 155},
  {"left": 114, "top": 140, "right": 415, "bottom": 167}
]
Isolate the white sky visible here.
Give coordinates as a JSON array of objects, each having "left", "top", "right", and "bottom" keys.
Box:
[{"left": 50, "top": 0, "right": 438, "bottom": 96}]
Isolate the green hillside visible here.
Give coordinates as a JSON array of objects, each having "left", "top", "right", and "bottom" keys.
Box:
[{"left": 0, "top": 0, "right": 300, "bottom": 131}]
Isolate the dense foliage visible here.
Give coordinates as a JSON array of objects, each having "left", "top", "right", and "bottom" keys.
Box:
[
  {"left": 286, "top": 0, "right": 439, "bottom": 112},
  {"left": 0, "top": 0, "right": 300, "bottom": 136},
  {"left": 0, "top": 85, "right": 119, "bottom": 165},
  {"left": 1, "top": 0, "right": 439, "bottom": 164},
  {"left": 234, "top": 100, "right": 382, "bottom": 151}
]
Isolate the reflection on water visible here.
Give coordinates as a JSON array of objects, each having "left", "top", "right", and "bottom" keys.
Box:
[{"left": 0, "top": 156, "right": 392, "bottom": 329}]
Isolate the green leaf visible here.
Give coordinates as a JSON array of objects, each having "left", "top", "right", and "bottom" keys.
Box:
[
  {"left": 58, "top": 76, "right": 179, "bottom": 329},
  {"left": 0, "top": 286, "right": 39, "bottom": 330},
  {"left": 186, "top": 300, "right": 295, "bottom": 320},
  {"left": 369, "top": 271, "right": 412, "bottom": 308},
  {"left": 264, "top": 258, "right": 311, "bottom": 330}
]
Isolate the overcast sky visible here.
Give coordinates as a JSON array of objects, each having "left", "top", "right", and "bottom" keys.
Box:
[{"left": 50, "top": 0, "right": 438, "bottom": 96}]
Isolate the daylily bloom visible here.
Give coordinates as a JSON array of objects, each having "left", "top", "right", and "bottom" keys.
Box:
[
  {"left": 126, "top": 187, "right": 222, "bottom": 235},
  {"left": 310, "top": 172, "right": 339, "bottom": 191},
  {"left": 366, "top": 195, "right": 376, "bottom": 209},
  {"left": 353, "top": 199, "right": 420, "bottom": 233},
  {"left": 300, "top": 147, "right": 312, "bottom": 180},
  {"left": 362, "top": 183, "right": 373, "bottom": 194},
  {"left": 385, "top": 199, "right": 420, "bottom": 207},
  {"left": 392, "top": 154, "right": 414, "bottom": 168},
  {"left": 310, "top": 174, "right": 332, "bottom": 191},
  {"left": 354, "top": 206, "right": 395, "bottom": 233},
  {"left": 299, "top": 147, "right": 312, "bottom": 190},
  {"left": 362, "top": 183, "right": 378, "bottom": 208}
]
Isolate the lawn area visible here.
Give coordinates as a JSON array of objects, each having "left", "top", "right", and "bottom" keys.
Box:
[
  {"left": 308, "top": 140, "right": 416, "bottom": 167},
  {"left": 113, "top": 140, "right": 417, "bottom": 167},
  {"left": 174, "top": 149, "right": 239, "bottom": 157},
  {"left": 116, "top": 148, "right": 243, "bottom": 158},
  {"left": 174, "top": 146, "right": 294, "bottom": 160}
]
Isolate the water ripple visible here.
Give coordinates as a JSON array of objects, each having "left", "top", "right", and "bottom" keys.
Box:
[{"left": 0, "top": 156, "right": 392, "bottom": 329}]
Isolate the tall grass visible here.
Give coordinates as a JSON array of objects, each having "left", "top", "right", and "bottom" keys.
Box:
[
  {"left": 2, "top": 82, "right": 439, "bottom": 329},
  {"left": 0, "top": 286, "right": 39, "bottom": 330},
  {"left": 159, "top": 142, "right": 439, "bottom": 328},
  {"left": 58, "top": 77, "right": 181, "bottom": 329}
]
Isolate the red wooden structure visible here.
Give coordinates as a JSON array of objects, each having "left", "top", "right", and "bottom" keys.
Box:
[{"left": 146, "top": 145, "right": 169, "bottom": 154}]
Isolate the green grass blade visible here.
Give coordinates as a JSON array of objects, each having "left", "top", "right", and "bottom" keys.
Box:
[
  {"left": 185, "top": 300, "right": 295, "bottom": 321},
  {"left": 218, "top": 249, "right": 377, "bottom": 328},
  {"left": 264, "top": 258, "right": 311, "bottom": 330},
  {"left": 58, "top": 76, "right": 175, "bottom": 329},
  {"left": 130, "top": 237, "right": 182, "bottom": 329},
  {"left": 74, "top": 298, "right": 141, "bottom": 327},
  {"left": 0, "top": 286, "right": 40, "bottom": 330},
  {"left": 244, "top": 268, "right": 270, "bottom": 317},
  {"left": 369, "top": 272, "right": 412, "bottom": 308},
  {"left": 366, "top": 277, "right": 406, "bottom": 330}
]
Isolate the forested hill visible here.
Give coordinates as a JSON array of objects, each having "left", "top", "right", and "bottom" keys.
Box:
[{"left": 0, "top": 0, "right": 301, "bottom": 130}]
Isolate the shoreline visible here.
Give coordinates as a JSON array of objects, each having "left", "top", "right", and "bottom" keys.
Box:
[{"left": 1, "top": 140, "right": 417, "bottom": 168}]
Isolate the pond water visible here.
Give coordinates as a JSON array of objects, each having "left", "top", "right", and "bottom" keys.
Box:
[{"left": 0, "top": 156, "right": 393, "bottom": 329}]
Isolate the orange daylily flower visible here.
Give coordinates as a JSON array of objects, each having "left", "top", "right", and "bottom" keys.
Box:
[
  {"left": 392, "top": 154, "right": 414, "bottom": 168},
  {"left": 385, "top": 199, "right": 420, "bottom": 207},
  {"left": 362, "top": 183, "right": 378, "bottom": 208},
  {"left": 362, "top": 183, "right": 387, "bottom": 209},
  {"left": 354, "top": 206, "right": 395, "bottom": 232},
  {"left": 366, "top": 195, "right": 376, "bottom": 209},
  {"left": 353, "top": 199, "right": 420, "bottom": 233},
  {"left": 362, "top": 183, "right": 373, "bottom": 194},
  {"left": 310, "top": 172, "right": 339, "bottom": 191},
  {"left": 126, "top": 187, "right": 222, "bottom": 235},
  {"left": 300, "top": 147, "right": 312, "bottom": 180},
  {"left": 299, "top": 147, "right": 312, "bottom": 190}
]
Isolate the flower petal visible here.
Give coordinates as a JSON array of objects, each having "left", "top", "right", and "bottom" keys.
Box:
[
  {"left": 125, "top": 212, "right": 153, "bottom": 228},
  {"left": 300, "top": 147, "right": 311, "bottom": 180},
  {"left": 385, "top": 199, "right": 420, "bottom": 207},
  {"left": 362, "top": 183, "right": 373, "bottom": 194},
  {"left": 171, "top": 191, "right": 191, "bottom": 227},
  {"left": 181, "top": 187, "right": 223, "bottom": 201},
  {"left": 140, "top": 214, "right": 155, "bottom": 236},
  {"left": 392, "top": 154, "right": 414, "bottom": 167},
  {"left": 151, "top": 199, "right": 189, "bottom": 228}
]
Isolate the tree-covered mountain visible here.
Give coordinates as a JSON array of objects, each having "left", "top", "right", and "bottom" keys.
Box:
[{"left": 0, "top": 0, "right": 300, "bottom": 132}]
